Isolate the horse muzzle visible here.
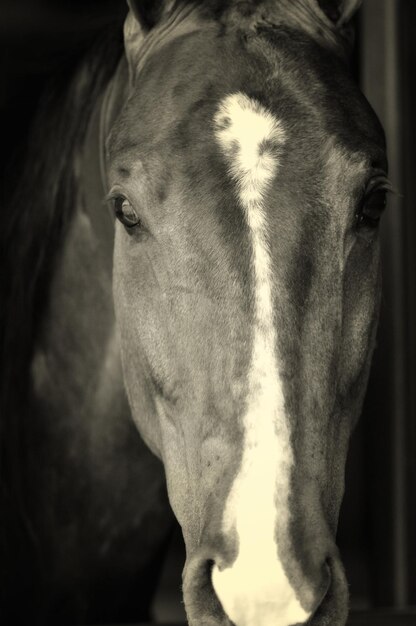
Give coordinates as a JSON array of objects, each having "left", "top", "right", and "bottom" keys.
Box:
[{"left": 182, "top": 541, "right": 349, "bottom": 626}]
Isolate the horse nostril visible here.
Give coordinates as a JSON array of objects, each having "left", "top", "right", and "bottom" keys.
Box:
[
  {"left": 183, "top": 554, "right": 233, "bottom": 625},
  {"left": 322, "top": 558, "right": 332, "bottom": 593},
  {"left": 309, "top": 558, "right": 333, "bottom": 620}
]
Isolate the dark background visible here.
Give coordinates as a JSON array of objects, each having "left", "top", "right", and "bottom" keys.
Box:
[{"left": 1, "top": 0, "right": 415, "bottom": 622}]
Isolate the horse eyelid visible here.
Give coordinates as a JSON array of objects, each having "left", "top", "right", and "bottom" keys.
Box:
[
  {"left": 104, "top": 190, "right": 125, "bottom": 203},
  {"left": 366, "top": 174, "right": 395, "bottom": 195}
]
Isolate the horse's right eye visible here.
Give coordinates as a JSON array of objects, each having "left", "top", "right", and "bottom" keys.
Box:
[
  {"left": 355, "top": 189, "right": 387, "bottom": 231},
  {"left": 112, "top": 196, "right": 141, "bottom": 229}
]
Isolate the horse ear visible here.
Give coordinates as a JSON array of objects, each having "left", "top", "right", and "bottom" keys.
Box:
[
  {"left": 124, "top": 0, "right": 170, "bottom": 75},
  {"left": 317, "top": 0, "right": 363, "bottom": 25}
]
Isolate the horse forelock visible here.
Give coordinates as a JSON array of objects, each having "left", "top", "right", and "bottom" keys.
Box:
[{"left": 166, "top": 0, "right": 356, "bottom": 61}]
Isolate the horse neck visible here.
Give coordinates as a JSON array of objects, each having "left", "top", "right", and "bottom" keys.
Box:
[{"left": 32, "top": 79, "right": 119, "bottom": 393}]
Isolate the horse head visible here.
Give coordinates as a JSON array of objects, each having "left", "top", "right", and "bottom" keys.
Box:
[{"left": 106, "top": 1, "right": 388, "bottom": 624}]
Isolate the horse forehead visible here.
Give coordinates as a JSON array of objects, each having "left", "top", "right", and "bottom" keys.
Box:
[
  {"left": 110, "top": 27, "right": 386, "bottom": 235},
  {"left": 115, "top": 32, "right": 329, "bottom": 151}
]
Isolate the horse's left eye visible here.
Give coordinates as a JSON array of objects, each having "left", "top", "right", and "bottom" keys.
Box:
[
  {"left": 113, "top": 196, "right": 141, "bottom": 229},
  {"left": 356, "top": 189, "right": 387, "bottom": 230}
]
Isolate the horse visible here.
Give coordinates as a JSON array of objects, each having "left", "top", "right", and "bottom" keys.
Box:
[{"left": 1, "top": 1, "right": 389, "bottom": 625}]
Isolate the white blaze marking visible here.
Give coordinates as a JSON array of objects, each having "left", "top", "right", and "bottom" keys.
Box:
[{"left": 211, "top": 93, "right": 311, "bottom": 626}]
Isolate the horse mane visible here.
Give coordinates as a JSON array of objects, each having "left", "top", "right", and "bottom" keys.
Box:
[{"left": 0, "top": 25, "right": 124, "bottom": 590}]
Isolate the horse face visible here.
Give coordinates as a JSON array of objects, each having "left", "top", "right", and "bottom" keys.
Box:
[{"left": 109, "top": 3, "right": 387, "bottom": 625}]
